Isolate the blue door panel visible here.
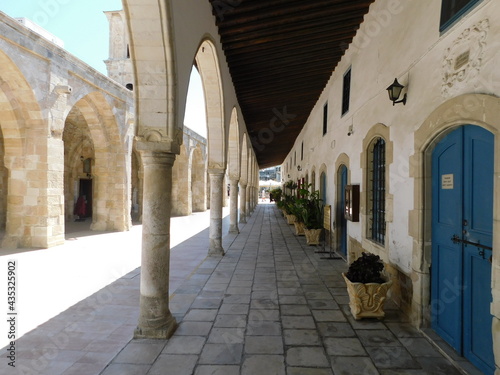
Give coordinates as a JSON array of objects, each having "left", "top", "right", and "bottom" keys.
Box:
[
  {"left": 432, "top": 125, "right": 494, "bottom": 375},
  {"left": 465, "top": 130, "right": 494, "bottom": 238},
  {"left": 432, "top": 243, "right": 462, "bottom": 349},
  {"left": 339, "top": 166, "right": 348, "bottom": 256},
  {"left": 462, "top": 126, "right": 494, "bottom": 375},
  {"left": 464, "top": 249, "right": 494, "bottom": 375},
  {"left": 432, "top": 128, "right": 463, "bottom": 352}
]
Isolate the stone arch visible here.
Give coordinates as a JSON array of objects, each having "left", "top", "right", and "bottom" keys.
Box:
[
  {"left": 409, "top": 94, "right": 500, "bottom": 346},
  {"left": 171, "top": 144, "right": 190, "bottom": 216},
  {"left": 239, "top": 136, "right": 249, "bottom": 222},
  {"left": 0, "top": 48, "right": 51, "bottom": 248},
  {"left": 195, "top": 39, "right": 225, "bottom": 171},
  {"left": 190, "top": 144, "right": 206, "bottom": 212},
  {"left": 227, "top": 108, "right": 240, "bottom": 179},
  {"left": 240, "top": 136, "right": 249, "bottom": 185},
  {"left": 122, "top": 0, "right": 180, "bottom": 148},
  {"left": 64, "top": 92, "right": 130, "bottom": 232}
]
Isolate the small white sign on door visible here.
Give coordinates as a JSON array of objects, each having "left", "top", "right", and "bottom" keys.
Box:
[{"left": 442, "top": 174, "right": 454, "bottom": 189}]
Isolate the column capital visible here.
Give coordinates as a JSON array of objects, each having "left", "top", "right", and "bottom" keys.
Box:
[
  {"left": 208, "top": 168, "right": 226, "bottom": 175},
  {"left": 135, "top": 141, "right": 177, "bottom": 167},
  {"left": 135, "top": 136, "right": 180, "bottom": 156}
]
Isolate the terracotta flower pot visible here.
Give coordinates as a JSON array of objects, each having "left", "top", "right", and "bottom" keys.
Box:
[
  {"left": 342, "top": 273, "right": 392, "bottom": 320},
  {"left": 286, "top": 214, "right": 297, "bottom": 225}
]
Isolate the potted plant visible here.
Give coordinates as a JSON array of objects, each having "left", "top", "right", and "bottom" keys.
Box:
[
  {"left": 301, "top": 189, "right": 324, "bottom": 245},
  {"left": 281, "top": 195, "right": 297, "bottom": 224},
  {"left": 270, "top": 187, "right": 282, "bottom": 203},
  {"left": 342, "top": 252, "right": 392, "bottom": 320},
  {"left": 284, "top": 180, "right": 297, "bottom": 197},
  {"left": 290, "top": 197, "right": 306, "bottom": 236}
]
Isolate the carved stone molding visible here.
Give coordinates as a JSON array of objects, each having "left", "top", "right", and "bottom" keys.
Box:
[
  {"left": 134, "top": 131, "right": 180, "bottom": 155},
  {"left": 442, "top": 19, "right": 489, "bottom": 97},
  {"left": 208, "top": 163, "right": 226, "bottom": 174}
]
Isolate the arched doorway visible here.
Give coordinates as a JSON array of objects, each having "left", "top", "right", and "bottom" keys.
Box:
[
  {"left": 64, "top": 93, "right": 129, "bottom": 232},
  {"left": 336, "top": 165, "right": 348, "bottom": 256},
  {"left": 431, "top": 125, "right": 494, "bottom": 375},
  {"left": 63, "top": 108, "right": 95, "bottom": 224}
]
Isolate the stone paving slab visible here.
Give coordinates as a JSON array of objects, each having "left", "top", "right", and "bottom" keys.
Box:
[
  {"left": 3, "top": 204, "right": 485, "bottom": 375},
  {"left": 100, "top": 204, "right": 476, "bottom": 375}
]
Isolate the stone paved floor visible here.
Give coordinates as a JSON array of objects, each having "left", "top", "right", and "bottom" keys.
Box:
[{"left": 2, "top": 204, "right": 482, "bottom": 375}]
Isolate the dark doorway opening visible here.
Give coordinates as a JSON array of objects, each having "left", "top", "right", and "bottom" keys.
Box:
[{"left": 77, "top": 179, "right": 93, "bottom": 219}]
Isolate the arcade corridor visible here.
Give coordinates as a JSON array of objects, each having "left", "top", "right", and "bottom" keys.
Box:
[{"left": 4, "top": 204, "right": 478, "bottom": 375}]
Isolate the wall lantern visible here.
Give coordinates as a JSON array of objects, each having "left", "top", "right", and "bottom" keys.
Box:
[
  {"left": 386, "top": 78, "right": 407, "bottom": 106},
  {"left": 297, "top": 165, "right": 302, "bottom": 171}
]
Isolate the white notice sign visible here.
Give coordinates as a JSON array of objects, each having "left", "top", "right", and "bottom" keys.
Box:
[{"left": 442, "top": 174, "right": 454, "bottom": 189}]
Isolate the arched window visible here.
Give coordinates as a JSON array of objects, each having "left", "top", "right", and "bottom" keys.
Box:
[{"left": 368, "top": 137, "right": 386, "bottom": 244}]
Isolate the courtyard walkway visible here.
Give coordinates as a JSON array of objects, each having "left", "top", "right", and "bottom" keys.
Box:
[{"left": 1, "top": 204, "right": 480, "bottom": 375}]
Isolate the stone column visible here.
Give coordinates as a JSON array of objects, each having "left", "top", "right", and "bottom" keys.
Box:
[
  {"left": 229, "top": 177, "right": 240, "bottom": 234},
  {"left": 209, "top": 170, "right": 225, "bottom": 256},
  {"left": 239, "top": 183, "right": 247, "bottom": 224},
  {"left": 134, "top": 148, "right": 177, "bottom": 339},
  {"left": 246, "top": 186, "right": 251, "bottom": 218}
]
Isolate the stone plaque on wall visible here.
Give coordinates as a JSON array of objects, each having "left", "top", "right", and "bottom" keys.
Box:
[{"left": 442, "top": 19, "right": 489, "bottom": 97}]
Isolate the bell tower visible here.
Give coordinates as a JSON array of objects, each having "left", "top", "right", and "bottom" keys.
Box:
[{"left": 104, "top": 10, "right": 134, "bottom": 90}]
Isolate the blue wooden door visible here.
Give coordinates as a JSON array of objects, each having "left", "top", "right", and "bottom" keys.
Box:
[
  {"left": 320, "top": 172, "right": 327, "bottom": 203},
  {"left": 338, "top": 165, "right": 348, "bottom": 256},
  {"left": 431, "top": 125, "right": 494, "bottom": 375}
]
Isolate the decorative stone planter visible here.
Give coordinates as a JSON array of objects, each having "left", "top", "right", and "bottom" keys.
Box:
[
  {"left": 342, "top": 273, "right": 392, "bottom": 320},
  {"left": 294, "top": 221, "right": 305, "bottom": 236},
  {"left": 304, "top": 228, "right": 322, "bottom": 245},
  {"left": 285, "top": 214, "right": 297, "bottom": 225}
]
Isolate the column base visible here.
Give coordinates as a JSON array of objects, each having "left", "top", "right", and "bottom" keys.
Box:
[
  {"left": 228, "top": 224, "right": 239, "bottom": 234},
  {"left": 134, "top": 314, "right": 177, "bottom": 339},
  {"left": 208, "top": 240, "right": 225, "bottom": 256},
  {"left": 239, "top": 217, "right": 247, "bottom": 224}
]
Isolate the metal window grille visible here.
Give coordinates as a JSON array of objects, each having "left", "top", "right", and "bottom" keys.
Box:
[{"left": 371, "top": 138, "right": 385, "bottom": 244}]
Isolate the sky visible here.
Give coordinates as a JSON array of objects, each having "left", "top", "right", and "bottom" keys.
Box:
[{"left": 0, "top": 1, "right": 207, "bottom": 137}]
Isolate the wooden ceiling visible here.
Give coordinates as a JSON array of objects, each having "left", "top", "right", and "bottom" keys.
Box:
[{"left": 209, "top": 0, "right": 375, "bottom": 168}]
